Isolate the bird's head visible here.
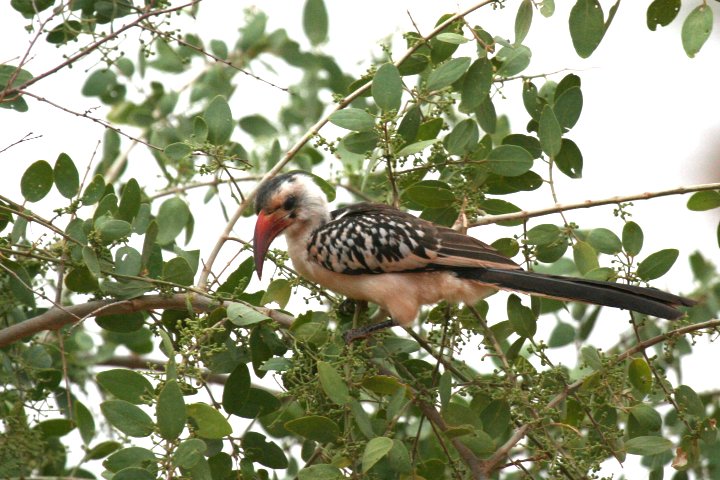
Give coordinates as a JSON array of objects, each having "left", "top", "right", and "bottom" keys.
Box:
[{"left": 253, "top": 172, "right": 329, "bottom": 279}]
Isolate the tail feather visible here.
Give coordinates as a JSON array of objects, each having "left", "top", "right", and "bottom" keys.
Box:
[{"left": 455, "top": 268, "right": 695, "bottom": 320}]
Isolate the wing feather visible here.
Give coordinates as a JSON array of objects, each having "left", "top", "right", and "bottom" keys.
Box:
[{"left": 307, "top": 203, "right": 520, "bottom": 274}]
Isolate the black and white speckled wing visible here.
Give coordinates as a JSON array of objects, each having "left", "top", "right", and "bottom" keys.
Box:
[{"left": 306, "top": 203, "right": 521, "bottom": 275}]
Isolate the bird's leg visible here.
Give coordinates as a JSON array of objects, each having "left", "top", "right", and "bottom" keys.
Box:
[{"left": 342, "top": 319, "right": 398, "bottom": 344}]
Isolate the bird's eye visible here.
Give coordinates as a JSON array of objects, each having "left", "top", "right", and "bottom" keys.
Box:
[{"left": 283, "top": 195, "right": 297, "bottom": 211}]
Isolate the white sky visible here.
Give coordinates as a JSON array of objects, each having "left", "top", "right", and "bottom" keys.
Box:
[{"left": 2, "top": 1, "right": 719, "bottom": 478}]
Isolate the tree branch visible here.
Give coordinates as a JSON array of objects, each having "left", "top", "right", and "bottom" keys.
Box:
[
  {"left": 196, "top": 0, "right": 499, "bottom": 289},
  {"left": 0, "top": 293, "right": 293, "bottom": 348},
  {"left": 470, "top": 182, "right": 720, "bottom": 227}
]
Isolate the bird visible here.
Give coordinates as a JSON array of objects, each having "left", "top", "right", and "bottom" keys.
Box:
[{"left": 252, "top": 172, "right": 695, "bottom": 341}]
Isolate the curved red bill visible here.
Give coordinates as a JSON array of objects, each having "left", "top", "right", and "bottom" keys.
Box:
[{"left": 253, "top": 211, "right": 290, "bottom": 279}]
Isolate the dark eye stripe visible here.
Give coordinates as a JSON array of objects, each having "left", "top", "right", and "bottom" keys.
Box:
[{"left": 283, "top": 195, "right": 297, "bottom": 210}]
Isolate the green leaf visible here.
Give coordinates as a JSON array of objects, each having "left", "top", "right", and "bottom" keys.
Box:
[
  {"left": 402, "top": 180, "right": 455, "bottom": 208},
  {"left": 628, "top": 358, "right": 652, "bottom": 395},
  {"left": 342, "top": 131, "right": 379, "bottom": 154},
  {"left": 444, "top": 119, "right": 479, "bottom": 155},
  {"left": 496, "top": 45, "right": 532, "bottom": 77},
  {"left": 100, "top": 400, "right": 154, "bottom": 437},
  {"left": 86, "top": 441, "right": 121, "bottom": 460},
  {"left": 261, "top": 278, "right": 292, "bottom": 308},
  {"left": 526, "top": 224, "right": 561, "bottom": 246},
  {"left": 217, "top": 257, "right": 254, "bottom": 295},
  {"left": 539, "top": 106, "right": 562, "bottom": 156},
  {"left": 624, "top": 436, "right": 673, "bottom": 456},
  {"left": 164, "top": 142, "right": 192, "bottom": 161},
  {"left": 372, "top": 63, "right": 402, "bottom": 112},
  {"left": 630, "top": 404, "right": 662, "bottom": 432},
  {"left": 362, "top": 437, "right": 393, "bottom": 472},
  {"left": 548, "top": 322, "right": 575, "bottom": 347},
  {"left": 554, "top": 138, "right": 583, "bottom": 178},
  {"left": 113, "top": 468, "right": 155, "bottom": 480},
  {"left": 303, "top": 0, "right": 328, "bottom": 46},
  {"left": 397, "top": 105, "right": 421, "bottom": 142},
  {"left": 36, "top": 418, "right": 75, "bottom": 438},
  {"left": 487, "top": 145, "right": 534, "bottom": 177},
  {"left": 687, "top": 190, "right": 720, "bottom": 211},
  {"left": 284, "top": 415, "right": 340, "bottom": 443},
  {"left": 65, "top": 266, "right": 99, "bottom": 294},
  {"left": 475, "top": 96, "right": 497, "bottom": 134},
  {"left": 647, "top": 0, "right": 681, "bottom": 31},
  {"left": 507, "top": 294, "right": 537, "bottom": 338},
  {"left": 163, "top": 257, "right": 194, "bottom": 286},
  {"left": 205, "top": 95, "right": 233, "bottom": 145},
  {"left": 157, "top": 380, "right": 186, "bottom": 440},
  {"left": 115, "top": 246, "right": 142, "bottom": 276},
  {"left": 97, "top": 369, "right": 154, "bottom": 404},
  {"left": 231, "top": 387, "right": 281, "bottom": 418},
  {"left": 0, "top": 65, "right": 32, "bottom": 111},
  {"left": 74, "top": 401, "right": 96, "bottom": 445},
  {"left": 117, "top": 178, "right": 141, "bottom": 223},
  {"left": 569, "top": 0, "right": 605, "bottom": 58},
  {"left": 587, "top": 228, "right": 622, "bottom": 254},
  {"left": 540, "top": 0, "right": 555, "bottom": 17},
  {"left": 396, "top": 139, "right": 437, "bottom": 157},
  {"left": 173, "top": 438, "right": 206, "bottom": 468},
  {"left": 637, "top": 249, "right": 678, "bottom": 281},
  {"left": 460, "top": 58, "right": 493, "bottom": 112},
  {"left": 96, "top": 312, "right": 144, "bottom": 332},
  {"left": 98, "top": 219, "right": 132, "bottom": 244},
  {"left": 227, "top": 302, "right": 270, "bottom": 327},
  {"left": 436, "top": 33, "right": 468, "bottom": 44},
  {"left": 397, "top": 54, "right": 429, "bottom": 76},
  {"left": 553, "top": 86, "right": 583, "bottom": 129},
  {"left": 82, "top": 174, "right": 106, "bottom": 205},
  {"left": 298, "top": 464, "right": 343, "bottom": 480},
  {"left": 480, "top": 399, "right": 511, "bottom": 438},
  {"left": 503, "top": 134, "right": 542, "bottom": 158},
  {"left": 317, "top": 360, "right": 350, "bottom": 405},
  {"left": 103, "top": 446, "right": 157, "bottom": 472},
  {"left": 515, "top": 0, "right": 533, "bottom": 44},
  {"left": 573, "top": 241, "right": 599, "bottom": 275},
  {"left": 242, "top": 432, "right": 288, "bottom": 469},
  {"left": 156, "top": 197, "right": 190, "bottom": 245},
  {"left": 675, "top": 385, "right": 705, "bottom": 417},
  {"left": 239, "top": 114, "right": 277, "bottom": 137},
  {"left": 682, "top": 5, "right": 713, "bottom": 58},
  {"left": 187, "top": 403, "right": 232, "bottom": 438},
  {"left": 426, "top": 57, "right": 471, "bottom": 91},
  {"left": 329, "top": 108, "right": 375, "bottom": 131},
  {"left": 222, "top": 363, "right": 251, "bottom": 415},
  {"left": 622, "top": 221, "right": 644, "bottom": 256},
  {"left": 21, "top": 160, "right": 53, "bottom": 202},
  {"left": 53, "top": 153, "right": 79, "bottom": 198}
]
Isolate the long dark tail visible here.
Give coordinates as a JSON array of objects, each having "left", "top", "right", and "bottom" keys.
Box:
[{"left": 455, "top": 267, "right": 695, "bottom": 320}]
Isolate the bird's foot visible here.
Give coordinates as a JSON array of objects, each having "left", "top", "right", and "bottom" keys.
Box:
[{"left": 342, "top": 319, "right": 398, "bottom": 344}]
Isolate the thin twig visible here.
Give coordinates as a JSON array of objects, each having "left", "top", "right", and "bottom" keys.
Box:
[{"left": 470, "top": 182, "right": 720, "bottom": 228}]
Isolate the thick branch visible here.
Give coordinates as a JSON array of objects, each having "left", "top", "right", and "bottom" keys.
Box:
[
  {"left": 0, "top": 294, "right": 293, "bottom": 348},
  {"left": 196, "top": 0, "right": 498, "bottom": 289},
  {"left": 470, "top": 182, "right": 720, "bottom": 227}
]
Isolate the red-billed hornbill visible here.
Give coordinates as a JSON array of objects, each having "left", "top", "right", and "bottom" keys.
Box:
[{"left": 253, "top": 172, "right": 694, "bottom": 340}]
